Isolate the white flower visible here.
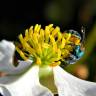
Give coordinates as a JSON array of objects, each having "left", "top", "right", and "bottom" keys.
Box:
[
  {"left": 0, "top": 39, "right": 96, "bottom": 96},
  {"left": 0, "top": 40, "right": 53, "bottom": 96}
]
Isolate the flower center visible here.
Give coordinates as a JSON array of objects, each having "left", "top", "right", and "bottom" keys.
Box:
[{"left": 16, "top": 24, "right": 81, "bottom": 67}]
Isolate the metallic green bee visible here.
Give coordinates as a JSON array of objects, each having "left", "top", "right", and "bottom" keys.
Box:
[{"left": 63, "top": 27, "right": 85, "bottom": 65}]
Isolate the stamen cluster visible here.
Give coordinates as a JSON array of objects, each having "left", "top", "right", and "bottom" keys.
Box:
[{"left": 16, "top": 24, "right": 80, "bottom": 67}]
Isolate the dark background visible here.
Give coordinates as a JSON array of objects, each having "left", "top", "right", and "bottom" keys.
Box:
[{"left": 0, "top": 0, "right": 96, "bottom": 40}]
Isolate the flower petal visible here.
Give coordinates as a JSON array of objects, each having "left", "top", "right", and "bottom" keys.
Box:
[
  {"left": 0, "top": 66, "right": 53, "bottom": 96},
  {"left": 0, "top": 40, "right": 32, "bottom": 74},
  {"left": 53, "top": 66, "right": 96, "bottom": 96}
]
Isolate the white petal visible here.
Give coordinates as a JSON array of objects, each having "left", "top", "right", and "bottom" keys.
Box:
[
  {"left": 7, "top": 60, "right": 32, "bottom": 75},
  {"left": 0, "top": 40, "right": 32, "bottom": 74},
  {"left": 0, "top": 40, "right": 15, "bottom": 73},
  {"left": 53, "top": 66, "right": 96, "bottom": 96},
  {"left": 0, "top": 66, "right": 53, "bottom": 96}
]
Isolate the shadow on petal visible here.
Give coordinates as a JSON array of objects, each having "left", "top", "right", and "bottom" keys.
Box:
[
  {"left": 0, "top": 86, "right": 11, "bottom": 96},
  {"left": 32, "top": 85, "right": 53, "bottom": 96},
  {"left": 53, "top": 66, "right": 96, "bottom": 96},
  {"left": 85, "top": 86, "right": 96, "bottom": 96}
]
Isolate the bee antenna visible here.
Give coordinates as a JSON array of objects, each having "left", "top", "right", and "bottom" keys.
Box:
[{"left": 81, "top": 26, "right": 85, "bottom": 44}]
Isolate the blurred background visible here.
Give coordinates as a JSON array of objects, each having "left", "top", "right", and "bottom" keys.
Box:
[{"left": 0, "top": 0, "right": 96, "bottom": 95}]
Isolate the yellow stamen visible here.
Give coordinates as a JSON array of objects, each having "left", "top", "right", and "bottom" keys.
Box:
[
  {"left": 36, "top": 25, "right": 41, "bottom": 33},
  {"left": 24, "top": 29, "right": 29, "bottom": 41},
  {"left": 52, "top": 26, "right": 60, "bottom": 37},
  {"left": 48, "top": 24, "right": 53, "bottom": 29},
  {"left": 19, "top": 34, "right": 26, "bottom": 49},
  {"left": 29, "top": 26, "right": 33, "bottom": 38},
  {"left": 39, "top": 29, "right": 44, "bottom": 44},
  {"left": 57, "top": 31, "right": 62, "bottom": 42},
  {"left": 60, "top": 37, "right": 66, "bottom": 49},
  {"left": 63, "top": 33, "right": 71, "bottom": 41},
  {"left": 36, "top": 57, "right": 41, "bottom": 65},
  {"left": 34, "top": 24, "right": 39, "bottom": 32},
  {"left": 23, "top": 43, "right": 36, "bottom": 56},
  {"left": 33, "top": 33, "right": 38, "bottom": 44},
  {"left": 16, "top": 47, "right": 28, "bottom": 60},
  {"left": 50, "top": 27, "right": 54, "bottom": 32},
  {"left": 45, "top": 26, "right": 50, "bottom": 43},
  {"left": 36, "top": 43, "right": 42, "bottom": 55},
  {"left": 57, "top": 48, "right": 61, "bottom": 59},
  {"left": 42, "top": 43, "right": 50, "bottom": 48},
  {"left": 19, "top": 35, "right": 37, "bottom": 57},
  {"left": 50, "top": 35, "right": 57, "bottom": 52},
  {"left": 50, "top": 61, "right": 61, "bottom": 67}
]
